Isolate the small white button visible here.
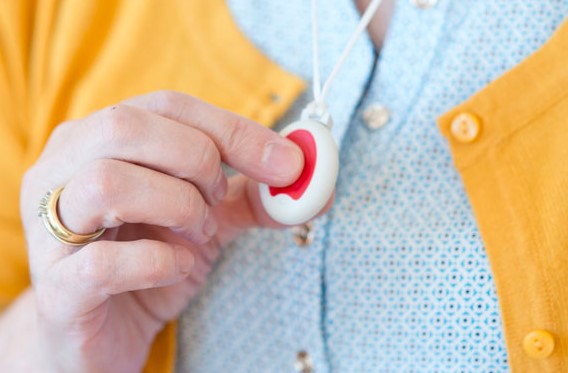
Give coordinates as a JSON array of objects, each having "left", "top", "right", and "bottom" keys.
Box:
[
  {"left": 295, "top": 351, "right": 313, "bottom": 373},
  {"left": 411, "top": 0, "right": 438, "bottom": 9},
  {"left": 363, "top": 103, "right": 390, "bottom": 130},
  {"left": 292, "top": 222, "right": 314, "bottom": 247}
]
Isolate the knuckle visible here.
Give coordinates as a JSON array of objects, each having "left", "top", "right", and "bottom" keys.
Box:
[
  {"left": 154, "top": 90, "right": 185, "bottom": 117},
  {"left": 50, "top": 120, "right": 74, "bottom": 141},
  {"left": 191, "top": 136, "right": 221, "bottom": 178},
  {"left": 145, "top": 255, "right": 170, "bottom": 287},
  {"left": 176, "top": 184, "right": 201, "bottom": 225},
  {"left": 222, "top": 117, "right": 250, "bottom": 155},
  {"left": 35, "top": 120, "right": 77, "bottom": 163},
  {"left": 170, "top": 186, "right": 207, "bottom": 241},
  {"left": 80, "top": 160, "right": 118, "bottom": 209},
  {"left": 98, "top": 104, "right": 136, "bottom": 146}
]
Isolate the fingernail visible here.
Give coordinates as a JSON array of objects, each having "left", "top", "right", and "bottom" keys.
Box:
[
  {"left": 213, "top": 169, "right": 227, "bottom": 203},
  {"left": 176, "top": 247, "right": 194, "bottom": 275},
  {"left": 202, "top": 209, "right": 218, "bottom": 238},
  {"left": 262, "top": 141, "right": 304, "bottom": 180}
]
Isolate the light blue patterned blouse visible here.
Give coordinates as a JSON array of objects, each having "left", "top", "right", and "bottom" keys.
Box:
[{"left": 177, "top": 1, "right": 568, "bottom": 372}]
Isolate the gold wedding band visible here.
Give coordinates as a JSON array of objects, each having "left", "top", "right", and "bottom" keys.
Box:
[{"left": 38, "top": 186, "right": 106, "bottom": 246}]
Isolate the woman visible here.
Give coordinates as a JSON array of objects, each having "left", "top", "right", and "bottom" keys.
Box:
[{"left": 1, "top": 0, "right": 567, "bottom": 371}]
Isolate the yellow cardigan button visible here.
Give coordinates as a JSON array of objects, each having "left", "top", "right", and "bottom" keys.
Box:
[
  {"left": 523, "top": 330, "right": 555, "bottom": 359},
  {"left": 450, "top": 112, "right": 482, "bottom": 143}
]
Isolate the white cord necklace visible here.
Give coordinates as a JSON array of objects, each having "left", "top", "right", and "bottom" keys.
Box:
[
  {"left": 309, "top": 0, "right": 384, "bottom": 123},
  {"left": 260, "top": 0, "right": 384, "bottom": 225}
]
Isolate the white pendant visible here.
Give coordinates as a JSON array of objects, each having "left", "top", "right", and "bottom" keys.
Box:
[{"left": 259, "top": 119, "right": 338, "bottom": 225}]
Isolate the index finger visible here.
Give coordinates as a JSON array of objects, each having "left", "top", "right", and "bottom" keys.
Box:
[{"left": 124, "top": 91, "right": 304, "bottom": 187}]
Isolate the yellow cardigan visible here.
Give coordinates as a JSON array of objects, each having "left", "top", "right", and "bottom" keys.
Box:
[{"left": 0, "top": 1, "right": 566, "bottom": 371}]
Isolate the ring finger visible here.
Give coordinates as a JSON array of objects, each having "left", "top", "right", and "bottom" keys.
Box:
[{"left": 53, "top": 159, "right": 216, "bottom": 249}]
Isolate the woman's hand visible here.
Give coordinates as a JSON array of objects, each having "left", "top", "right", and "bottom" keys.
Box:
[{"left": 17, "top": 91, "right": 305, "bottom": 372}]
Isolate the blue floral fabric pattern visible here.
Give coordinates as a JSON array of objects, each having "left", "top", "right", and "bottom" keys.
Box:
[{"left": 177, "top": 1, "right": 568, "bottom": 372}]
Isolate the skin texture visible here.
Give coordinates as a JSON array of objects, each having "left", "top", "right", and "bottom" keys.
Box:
[{"left": 2, "top": 91, "right": 316, "bottom": 373}]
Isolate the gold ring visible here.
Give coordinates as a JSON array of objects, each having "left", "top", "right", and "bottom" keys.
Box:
[{"left": 38, "top": 186, "right": 106, "bottom": 246}]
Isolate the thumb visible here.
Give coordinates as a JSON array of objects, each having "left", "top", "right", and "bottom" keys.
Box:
[{"left": 213, "top": 175, "right": 334, "bottom": 246}]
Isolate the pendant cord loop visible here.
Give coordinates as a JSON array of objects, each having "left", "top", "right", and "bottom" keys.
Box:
[{"left": 309, "top": 0, "right": 384, "bottom": 123}]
